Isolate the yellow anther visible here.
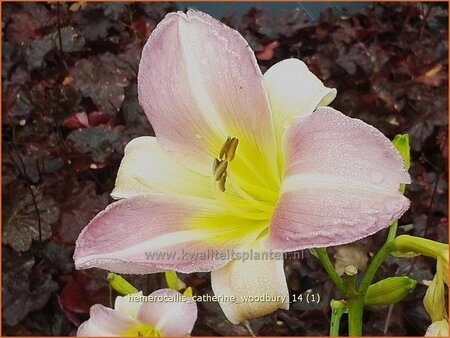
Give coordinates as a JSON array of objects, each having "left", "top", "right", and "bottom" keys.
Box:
[
  {"left": 219, "top": 136, "right": 239, "bottom": 161},
  {"left": 225, "top": 137, "right": 239, "bottom": 161},
  {"left": 213, "top": 137, "right": 239, "bottom": 192},
  {"left": 214, "top": 160, "right": 228, "bottom": 181}
]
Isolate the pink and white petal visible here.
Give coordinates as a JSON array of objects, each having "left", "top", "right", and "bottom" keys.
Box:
[
  {"left": 263, "top": 58, "right": 336, "bottom": 139},
  {"left": 137, "top": 289, "right": 197, "bottom": 336},
  {"left": 263, "top": 107, "right": 411, "bottom": 251},
  {"left": 138, "top": 10, "right": 278, "bottom": 181},
  {"left": 265, "top": 185, "right": 409, "bottom": 251},
  {"left": 211, "top": 242, "right": 289, "bottom": 324},
  {"left": 77, "top": 304, "right": 137, "bottom": 336},
  {"left": 111, "top": 136, "right": 213, "bottom": 200},
  {"left": 281, "top": 107, "right": 410, "bottom": 189},
  {"left": 74, "top": 195, "right": 266, "bottom": 274}
]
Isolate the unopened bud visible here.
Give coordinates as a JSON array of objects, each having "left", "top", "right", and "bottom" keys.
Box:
[
  {"left": 365, "top": 276, "right": 416, "bottom": 306},
  {"left": 165, "top": 270, "right": 179, "bottom": 291},
  {"left": 392, "top": 134, "right": 410, "bottom": 193},
  {"left": 183, "top": 287, "right": 193, "bottom": 298},
  {"left": 392, "top": 134, "right": 410, "bottom": 170},
  {"left": 107, "top": 273, "right": 138, "bottom": 295}
]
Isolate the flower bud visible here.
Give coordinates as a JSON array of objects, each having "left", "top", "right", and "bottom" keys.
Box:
[
  {"left": 183, "top": 287, "right": 193, "bottom": 297},
  {"left": 107, "top": 272, "right": 138, "bottom": 295},
  {"left": 365, "top": 276, "right": 416, "bottom": 307},
  {"left": 392, "top": 134, "right": 410, "bottom": 170},
  {"left": 165, "top": 270, "right": 180, "bottom": 290}
]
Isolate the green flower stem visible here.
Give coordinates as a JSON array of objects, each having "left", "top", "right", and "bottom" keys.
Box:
[
  {"left": 346, "top": 221, "right": 398, "bottom": 336},
  {"left": 360, "top": 222, "right": 397, "bottom": 293},
  {"left": 347, "top": 298, "right": 364, "bottom": 336},
  {"left": 330, "top": 300, "right": 347, "bottom": 336},
  {"left": 315, "top": 248, "right": 348, "bottom": 294}
]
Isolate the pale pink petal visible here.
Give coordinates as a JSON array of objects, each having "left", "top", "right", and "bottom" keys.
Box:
[
  {"left": 137, "top": 289, "right": 197, "bottom": 336},
  {"left": 111, "top": 136, "right": 213, "bottom": 200},
  {"left": 74, "top": 195, "right": 266, "bottom": 274},
  {"left": 138, "top": 10, "right": 278, "bottom": 182},
  {"left": 263, "top": 107, "right": 411, "bottom": 251},
  {"left": 211, "top": 241, "right": 289, "bottom": 324},
  {"left": 263, "top": 58, "right": 336, "bottom": 138},
  {"left": 77, "top": 304, "right": 137, "bottom": 336}
]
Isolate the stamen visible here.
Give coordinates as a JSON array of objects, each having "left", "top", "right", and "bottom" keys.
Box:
[
  {"left": 218, "top": 173, "right": 227, "bottom": 192},
  {"left": 213, "top": 158, "right": 220, "bottom": 171},
  {"left": 225, "top": 138, "right": 239, "bottom": 161},
  {"left": 219, "top": 137, "right": 232, "bottom": 159},
  {"left": 213, "top": 136, "right": 240, "bottom": 192},
  {"left": 214, "top": 160, "right": 228, "bottom": 181},
  {"left": 210, "top": 136, "right": 278, "bottom": 219}
]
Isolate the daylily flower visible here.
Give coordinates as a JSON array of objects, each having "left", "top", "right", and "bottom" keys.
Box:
[
  {"left": 74, "top": 10, "right": 410, "bottom": 324},
  {"left": 78, "top": 289, "right": 197, "bottom": 336}
]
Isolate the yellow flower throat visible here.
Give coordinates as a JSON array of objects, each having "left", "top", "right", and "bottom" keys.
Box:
[{"left": 211, "top": 137, "right": 279, "bottom": 221}]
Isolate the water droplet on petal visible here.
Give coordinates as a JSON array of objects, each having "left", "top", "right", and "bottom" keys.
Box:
[
  {"left": 370, "top": 171, "right": 384, "bottom": 184},
  {"left": 366, "top": 216, "right": 377, "bottom": 226}
]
